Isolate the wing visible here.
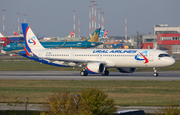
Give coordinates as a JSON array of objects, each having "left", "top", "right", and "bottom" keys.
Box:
[
  {"left": 41, "top": 57, "right": 106, "bottom": 67},
  {"left": 19, "top": 48, "right": 106, "bottom": 67}
]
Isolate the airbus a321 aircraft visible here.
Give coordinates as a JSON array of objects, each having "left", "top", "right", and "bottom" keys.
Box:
[{"left": 20, "top": 23, "right": 175, "bottom": 77}]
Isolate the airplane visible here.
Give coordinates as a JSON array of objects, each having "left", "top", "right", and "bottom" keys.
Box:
[
  {"left": 14, "top": 31, "right": 19, "bottom": 36},
  {"left": 99, "top": 29, "right": 105, "bottom": 38},
  {"left": 68, "top": 31, "right": 75, "bottom": 38},
  {"left": 123, "top": 45, "right": 126, "bottom": 49},
  {"left": 3, "top": 30, "right": 103, "bottom": 52},
  {"left": 19, "top": 23, "right": 175, "bottom": 77},
  {"left": 14, "top": 31, "right": 24, "bottom": 37},
  {"left": 103, "top": 30, "right": 108, "bottom": 38},
  {"left": 99, "top": 29, "right": 108, "bottom": 38},
  {"left": 0, "top": 33, "right": 4, "bottom": 37}
]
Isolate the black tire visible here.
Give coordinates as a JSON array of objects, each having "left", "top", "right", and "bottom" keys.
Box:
[
  {"left": 80, "top": 70, "right": 88, "bottom": 76},
  {"left": 156, "top": 73, "right": 159, "bottom": 76},
  {"left": 80, "top": 71, "right": 85, "bottom": 76},
  {"left": 153, "top": 73, "right": 159, "bottom": 77},
  {"left": 84, "top": 71, "right": 88, "bottom": 76},
  {"left": 102, "top": 70, "right": 109, "bottom": 76}
]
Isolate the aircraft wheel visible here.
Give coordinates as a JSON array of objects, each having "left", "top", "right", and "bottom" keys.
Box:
[
  {"left": 80, "top": 70, "right": 88, "bottom": 76},
  {"left": 102, "top": 70, "right": 109, "bottom": 76},
  {"left": 153, "top": 73, "right": 159, "bottom": 77}
]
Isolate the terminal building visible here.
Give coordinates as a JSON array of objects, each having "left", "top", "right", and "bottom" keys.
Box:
[
  {"left": 153, "top": 24, "right": 180, "bottom": 35},
  {"left": 140, "top": 24, "right": 180, "bottom": 54}
]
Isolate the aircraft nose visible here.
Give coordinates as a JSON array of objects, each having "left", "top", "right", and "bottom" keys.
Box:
[{"left": 167, "top": 57, "right": 176, "bottom": 66}]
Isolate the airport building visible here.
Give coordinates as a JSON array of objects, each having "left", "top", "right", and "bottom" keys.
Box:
[
  {"left": 130, "top": 33, "right": 143, "bottom": 49},
  {"left": 153, "top": 24, "right": 180, "bottom": 35},
  {"left": 140, "top": 24, "right": 180, "bottom": 54},
  {"left": 141, "top": 35, "right": 157, "bottom": 49}
]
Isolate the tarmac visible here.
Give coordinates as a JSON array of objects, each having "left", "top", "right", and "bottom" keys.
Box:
[{"left": 0, "top": 71, "right": 180, "bottom": 81}]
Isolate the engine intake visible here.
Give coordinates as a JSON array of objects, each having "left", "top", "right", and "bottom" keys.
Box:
[{"left": 86, "top": 62, "right": 104, "bottom": 74}]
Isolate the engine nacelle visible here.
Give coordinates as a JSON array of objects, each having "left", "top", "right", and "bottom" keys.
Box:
[
  {"left": 117, "top": 67, "right": 136, "bottom": 73},
  {"left": 86, "top": 62, "right": 104, "bottom": 74}
]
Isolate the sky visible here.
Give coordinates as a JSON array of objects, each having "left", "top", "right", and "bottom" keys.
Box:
[{"left": 0, "top": 0, "right": 180, "bottom": 37}]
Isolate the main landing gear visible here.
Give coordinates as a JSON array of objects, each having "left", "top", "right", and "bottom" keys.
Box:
[
  {"left": 80, "top": 68, "right": 109, "bottom": 76},
  {"left": 80, "top": 68, "right": 88, "bottom": 76},
  {"left": 153, "top": 67, "right": 159, "bottom": 77},
  {"left": 102, "top": 69, "right": 109, "bottom": 76}
]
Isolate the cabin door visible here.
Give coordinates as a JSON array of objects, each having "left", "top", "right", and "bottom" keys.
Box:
[
  {"left": 148, "top": 51, "right": 154, "bottom": 61},
  {"left": 70, "top": 52, "right": 75, "bottom": 59}
]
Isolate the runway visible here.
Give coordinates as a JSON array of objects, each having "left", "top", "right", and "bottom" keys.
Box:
[{"left": 0, "top": 71, "right": 180, "bottom": 81}]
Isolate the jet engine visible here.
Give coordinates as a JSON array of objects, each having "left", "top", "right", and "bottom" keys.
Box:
[
  {"left": 117, "top": 67, "right": 136, "bottom": 73},
  {"left": 86, "top": 62, "right": 105, "bottom": 74}
]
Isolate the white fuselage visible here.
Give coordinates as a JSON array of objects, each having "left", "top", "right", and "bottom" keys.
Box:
[{"left": 33, "top": 49, "right": 175, "bottom": 68}]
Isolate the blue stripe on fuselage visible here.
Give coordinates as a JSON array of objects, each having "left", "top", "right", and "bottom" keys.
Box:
[{"left": 19, "top": 51, "right": 69, "bottom": 67}]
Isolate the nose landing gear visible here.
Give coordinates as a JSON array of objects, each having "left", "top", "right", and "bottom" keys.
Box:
[{"left": 153, "top": 67, "right": 159, "bottom": 77}]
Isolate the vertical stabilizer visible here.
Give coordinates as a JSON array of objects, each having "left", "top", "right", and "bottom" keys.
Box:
[
  {"left": 0, "top": 33, "right": 4, "bottom": 37},
  {"left": 87, "top": 28, "right": 101, "bottom": 42},
  {"left": 103, "top": 30, "right": 108, "bottom": 38},
  {"left": 68, "top": 31, "right": 75, "bottom": 37},
  {"left": 21, "top": 23, "right": 45, "bottom": 53},
  {"left": 99, "top": 29, "right": 105, "bottom": 38},
  {"left": 14, "top": 31, "right": 19, "bottom": 36}
]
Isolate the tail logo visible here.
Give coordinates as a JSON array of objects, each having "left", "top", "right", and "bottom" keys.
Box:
[
  {"left": 88, "top": 32, "right": 99, "bottom": 42},
  {"left": 135, "top": 51, "right": 149, "bottom": 64},
  {"left": 28, "top": 36, "right": 36, "bottom": 45}
]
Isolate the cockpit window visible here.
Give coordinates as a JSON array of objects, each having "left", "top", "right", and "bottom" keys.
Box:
[{"left": 158, "top": 54, "right": 171, "bottom": 57}]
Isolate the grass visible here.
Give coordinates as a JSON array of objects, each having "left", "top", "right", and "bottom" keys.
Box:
[
  {"left": 0, "top": 80, "right": 180, "bottom": 106},
  {"left": 0, "top": 59, "right": 180, "bottom": 71}
]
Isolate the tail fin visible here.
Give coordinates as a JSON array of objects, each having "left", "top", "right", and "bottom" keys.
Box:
[
  {"left": 0, "top": 33, "right": 4, "bottom": 37},
  {"left": 68, "top": 34, "right": 71, "bottom": 37},
  {"left": 123, "top": 45, "right": 126, "bottom": 49},
  {"left": 103, "top": 30, "right": 108, "bottom": 37},
  {"left": 68, "top": 31, "right": 74, "bottom": 37},
  {"left": 99, "top": 29, "right": 105, "bottom": 38},
  {"left": 21, "top": 23, "right": 45, "bottom": 53},
  {"left": 14, "top": 31, "right": 19, "bottom": 36},
  {"left": 87, "top": 28, "right": 101, "bottom": 42}
]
